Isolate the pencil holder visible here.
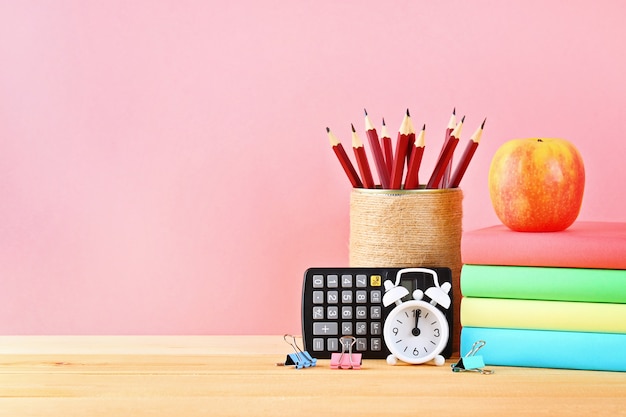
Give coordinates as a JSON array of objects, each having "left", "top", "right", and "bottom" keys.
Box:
[{"left": 349, "top": 187, "right": 463, "bottom": 352}]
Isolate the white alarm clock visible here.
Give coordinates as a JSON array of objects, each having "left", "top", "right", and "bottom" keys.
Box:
[{"left": 382, "top": 268, "right": 451, "bottom": 366}]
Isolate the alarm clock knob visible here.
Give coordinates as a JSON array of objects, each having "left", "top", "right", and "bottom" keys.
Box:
[
  {"left": 382, "top": 280, "right": 410, "bottom": 307},
  {"left": 425, "top": 282, "right": 452, "bottom": 309}
]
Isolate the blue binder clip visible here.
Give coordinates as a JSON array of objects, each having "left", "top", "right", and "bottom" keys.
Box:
[
  {"left": 280, "top": 334, "right": 317, "bottom": 369},
  {"left": 452, "top": 340, "right": 493, "bottom": 374}
]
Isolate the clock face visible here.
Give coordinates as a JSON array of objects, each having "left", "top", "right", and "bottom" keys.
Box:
[{"left": 383, "top": 300, "right": 449, "bottom": 364}]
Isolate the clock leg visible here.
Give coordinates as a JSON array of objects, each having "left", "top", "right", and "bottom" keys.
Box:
[
  {"left": 386, "top": 354, "right": 398, "bottom": 366},
  {"left": 433, "top": 355, "right": 445, "bottom": 366}
]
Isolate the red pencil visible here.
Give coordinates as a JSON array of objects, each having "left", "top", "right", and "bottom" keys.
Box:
[
  {"left": 364, "top": 109, "right": 390, "bottom": 189},
  {"left": 326, "top": 127, "right": 363, "bottom": 188},
  {"left": 440, "top": 108, "right": 457, "bottom": 188},
  {"left": 405, "top": 111, "right": 417, "bottom": 165},
  {"left": 449, "top": 118, "right": 485, "bottom": 188},
  {"left": 426, "top": 116, "right": 464, "bottom": 189},
  {"left": 380, "top": 118, "right": 393, "bottom": 178},
  {"left": 351, "top": 123, "right": 375, "bottom": 189},
  {"left": 404, "top": 124, "right": 426, "bottom": 190},
  {"left": 390, "top": 109, "right": 412, "bottom": 189}
]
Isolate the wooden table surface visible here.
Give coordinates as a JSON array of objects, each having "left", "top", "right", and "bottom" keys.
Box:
[{"left": 0, "top": 336, "right": 624, "bottom": 416}]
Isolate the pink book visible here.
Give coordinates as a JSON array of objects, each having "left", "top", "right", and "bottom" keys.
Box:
[{"left": 461, "top": 221, "right": 626, "bottom": 269}]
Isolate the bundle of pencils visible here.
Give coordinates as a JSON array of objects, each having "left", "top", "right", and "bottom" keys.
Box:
[{"left": 326, "top": 108, "right": 486, "bottom": 190}]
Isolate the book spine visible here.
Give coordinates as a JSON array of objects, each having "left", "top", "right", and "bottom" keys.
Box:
[
  {"left": 461, "top": 297, "right": 626, "bottom": 333},
  {"left": 460, "top": 264, "right": 626, "bottom": 303},
  {"left": 461, "top": 327, "right": 626, "bottom": 372}
]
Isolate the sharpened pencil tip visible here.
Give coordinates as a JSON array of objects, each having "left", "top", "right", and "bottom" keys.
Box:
[
  {"left": 481, "top": 118, "right": 487, "bottom": 129},
  {"left": 364, "top": 108, "right": 368, "bottom": 116},
  {"left": 351, "top": 123, "right": 356, "bottom": 132},
  {"left": 453, "top": 107, "right": 456, "bottom": 115},
  {"left": 461, "top": 115, "right": 466, "bottom": 123},
  {"left": 326, "top": 127, "right": 330, "bottom": 133},
  {"left": 422, "top": 124, "right": 426, "bottom": 130},
  {"left": 382, "top": 118, "right": 386, "bottom": 126},
  {"left": 406, "top": 108, "right": 411, "bottom": 117}
]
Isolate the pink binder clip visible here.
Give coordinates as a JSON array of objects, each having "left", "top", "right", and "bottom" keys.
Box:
[{"left": 330, "top": 336, "right": 362, "bottom": 370}]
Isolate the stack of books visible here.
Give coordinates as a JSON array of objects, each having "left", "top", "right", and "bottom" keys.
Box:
[{"left": 459, "top": 221, "right": 626, "bottom": 372}]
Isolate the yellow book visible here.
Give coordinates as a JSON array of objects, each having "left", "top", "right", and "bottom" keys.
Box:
[{"left": 460, "top": 297, "right": 626, "bottom": 334}]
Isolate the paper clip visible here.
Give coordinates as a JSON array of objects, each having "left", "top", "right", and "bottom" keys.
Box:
[
  {"left": 330, "top": 336, "right": 362, "bottom": 370},
  {"left": 452, "top": 340, "right": 493, "bottom": 374},
  {"left": 277, "top": 334, "right": 317, "bottom": 369}
]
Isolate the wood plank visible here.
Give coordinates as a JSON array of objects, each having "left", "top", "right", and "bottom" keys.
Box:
[
  {"left": 0, "top": 335, "right": 285, "bottom": 355},
  {"left": 0, "top": 337, "right": 624, "bottom": 417}
]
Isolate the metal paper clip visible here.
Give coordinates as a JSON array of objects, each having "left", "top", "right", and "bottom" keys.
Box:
[
  {"left": 330, "top": 336, "right": 362, "bottom": 370},
  {"left": 452, "top": 340, "right": 493, "bottom": 374},
  {"left": 276, "top": 334, "right": 317, "bottom": 369}
]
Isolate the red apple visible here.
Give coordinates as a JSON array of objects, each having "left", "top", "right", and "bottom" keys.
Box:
[{"left": 488, "top": 138, "right": 585, "bottom": 232}]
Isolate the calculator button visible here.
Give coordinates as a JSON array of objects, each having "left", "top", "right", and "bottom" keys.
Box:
[
  {"left": 312, "top": 275, "right": 324, "bottom": 288},
  {"left": 327, "top": 275, "right": 339, "bottom": 288},
  {"left": 313, "top": 322, "right": 338, "bottom": 335},
  {"left": 341, "top": 274, "right": 353, "bottom": 288},
  {"left": 341, "top": 306, "right": 353, "bottom": 319},
  {"left": 312, "top": 338, "right": 325, "bottom": 351},
  {"left": 355, "top": 306, "right": 367, "bottom": 319},
  {"left": 342, "top": 322, "right": 353, "bottom": 335},
  {"left": 327, "top": 338, "right": 339, "bottom": 352},
  {"left": 327, "top": 291, "right": 339, "bottom": 304},
  {"left": 356, "top": 290, "right": 367, "bottom": 303},
  {"left": 370, "top": 275, "right": 382, "bottom": 286},
  {"left": 312, "top": 291, "right": 324, "bottom": 304},
  {"left": 355, "top": 322, "right": 367, "bottom": 335},
  {"left": 370, "top": 306, "right": 382, "bottom": 319},
  {"left": 370, "top": 290, "right": 382, "bottom": 303},
  {"left": 356, "top": 338, "right": 367, "bottom": 351},
  {"left": 341, "top": 290, "right": 353, "bottom": 303},
  {"left": 371, "top": 338, "right": 382, "bottom": 351},
  {"left": 370, "top": 322, "right": 381, "bottom": 335},
  {"left": 327, "top": 306, "right": 338, "bottom": 319},
  {"left": 356, "top": 274, "right": 367, "bottom": 288},
  {"left": 312, "top": 307, "right": 324, "bottom": 319}
]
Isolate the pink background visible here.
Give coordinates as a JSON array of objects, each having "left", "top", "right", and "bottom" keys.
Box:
[{"left": 1, "top": 1, "right": 624, "bottom": 335}]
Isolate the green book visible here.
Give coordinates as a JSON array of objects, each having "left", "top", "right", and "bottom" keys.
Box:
[{"left": 460, "top": 264, "right": 626, "bottom": 303}]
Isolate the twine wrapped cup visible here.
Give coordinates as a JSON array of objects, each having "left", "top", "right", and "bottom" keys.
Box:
[{"left": 349, "top": 187, "right": 463, "bottom": 353}]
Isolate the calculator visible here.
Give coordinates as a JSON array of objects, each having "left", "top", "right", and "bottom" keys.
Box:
[{"left": 301, "top": 267, "right": 453, "bottom": 359}]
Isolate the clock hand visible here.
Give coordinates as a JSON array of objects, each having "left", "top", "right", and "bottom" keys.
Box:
[{"left": 412, "top": 309, "right": 421, "bottom": 336}]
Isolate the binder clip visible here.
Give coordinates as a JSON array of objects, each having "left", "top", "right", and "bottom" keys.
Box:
[
  {"left": 330, "top": 336, "right": 362, "bottom": 370},
  {"left": 277, "top": 334, "right": 317, "bottom": 369},
  {"left": 452, "top": 340, "right": 493, "bottom": 374}
]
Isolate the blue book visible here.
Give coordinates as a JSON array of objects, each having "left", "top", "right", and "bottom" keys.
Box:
[{"left": 461, "top": 327, "right": 626, "bottom": 372}]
